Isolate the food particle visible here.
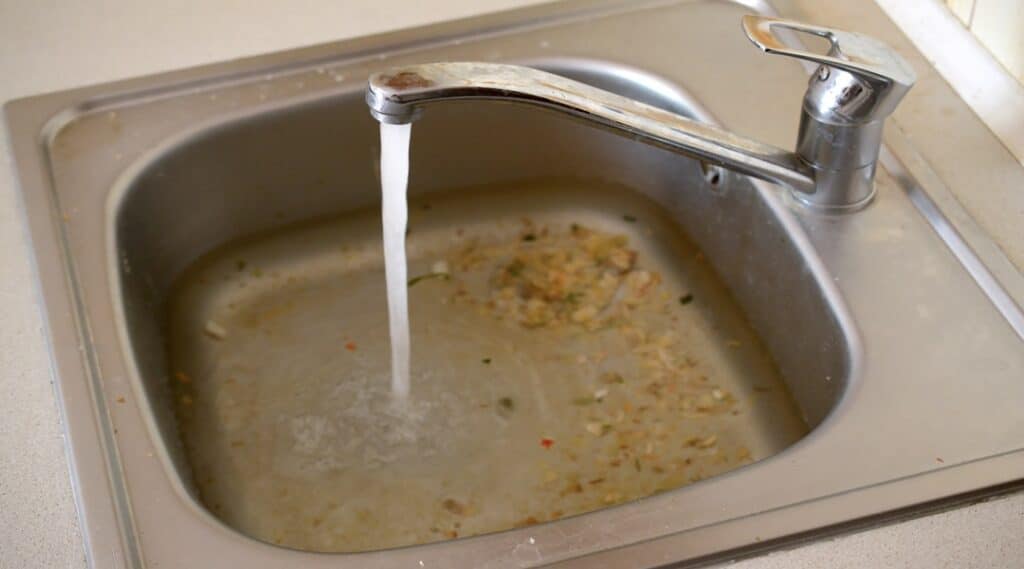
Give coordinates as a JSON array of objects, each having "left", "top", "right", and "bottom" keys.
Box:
[
  {"left": 515, "top": 516, "right": 540, "bottom": 527},
  {"left": 442, "top": 498, "right": 465, "bottom": 515},
  {"left": 431, "top": 260, "right": 450, "bottom": 275},
  {"left": 678, "top": 293, "right": 694, "bottom": 305},
  {"left": 696, "top": 435, "right": 718, "bottom": 449},
  {"left": 608, "top": 248, "right": 637, "bottom": 272},
  {"left": 174, "top": 371, "right": 192, "bottom": 384},
  {"left": 540, "top": 438, "right": 555, "bottom": 449},
  {"left": 622, "top": 214, "right": 637, "bottom": 223},
  {"left": 482, "top": 358, "right": 492, "bottom": 364},
  {"left": 345, "top": 342, "right": 357, "bottom": 351},
  {"left": 204, "top": 320, "right": 228, "bottom": 340},
  {"left": 116, "top": 396, "right": 125, "bottom": 403},
  {"left": 570, "top": 305, "right": 598, "bottom": 324},
  {"left": 585, "top": 422, "right": 613, "bottom": 436}
]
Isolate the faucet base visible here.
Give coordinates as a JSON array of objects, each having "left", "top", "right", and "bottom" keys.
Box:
[{"left": 792, "top": 161, "right": 876, "bottom": 213}]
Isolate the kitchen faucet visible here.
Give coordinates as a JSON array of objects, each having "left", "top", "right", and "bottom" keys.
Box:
[{"left": 365, "top": 15, "right": 915, "bottom": 211}]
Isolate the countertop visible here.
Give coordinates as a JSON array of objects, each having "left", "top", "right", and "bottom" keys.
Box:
[{"left": 1, "top": 1, "right": 1022, "bottom": 568}]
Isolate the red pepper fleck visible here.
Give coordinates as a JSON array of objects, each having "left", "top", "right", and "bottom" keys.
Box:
[
  {"left": 345, "top": 342, "right": 357, "bottom": 351},
  {"left": 540, "top": 438, "right": 554, "bottom": 449}
]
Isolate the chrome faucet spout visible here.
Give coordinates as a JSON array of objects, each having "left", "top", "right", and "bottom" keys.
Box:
[
  {"left": 366, "top": 16, "right": 914, "bottom": 211},
  {"left": 367, "top": 62, "right": 816, "bottom": 195}
]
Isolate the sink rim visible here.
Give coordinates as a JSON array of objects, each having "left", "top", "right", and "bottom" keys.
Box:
[{"left": 103, "top": 52, "right": 861, "bottom": 553}]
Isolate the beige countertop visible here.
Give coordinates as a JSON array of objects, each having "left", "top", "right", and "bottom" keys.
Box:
[{"left": 1, "top": 1, "right": 1022, "bottom": 567}]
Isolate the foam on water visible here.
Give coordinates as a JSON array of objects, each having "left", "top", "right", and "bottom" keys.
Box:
[{"left": 380, "top": 123, "right": 412, "bottom": 399}]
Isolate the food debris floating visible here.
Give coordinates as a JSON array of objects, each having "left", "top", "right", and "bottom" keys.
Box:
[
  {"left": 204, "top": 319, "right": 228, "bottom": 340},
  {"left": 169, "top": 195, "right": 806, "bottom": 553}
]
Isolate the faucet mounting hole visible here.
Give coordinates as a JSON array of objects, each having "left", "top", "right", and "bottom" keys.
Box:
[{"left": 701, "top": 161, "right": 726, "bottom": 190}]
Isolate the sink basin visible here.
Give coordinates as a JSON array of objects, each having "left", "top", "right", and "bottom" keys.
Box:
[{"left": 6, "top": 0, "right": 1024, "bottom": 566}]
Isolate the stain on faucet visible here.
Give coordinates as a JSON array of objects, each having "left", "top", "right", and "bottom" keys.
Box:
[{"left": 383, "top": 71, "right": 434, "bottom": 90}]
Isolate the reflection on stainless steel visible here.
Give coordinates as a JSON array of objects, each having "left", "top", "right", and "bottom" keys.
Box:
[
  {"left": 366, "top": 15, "right": 915, "bottom": 211},
  {"left": 5, "top": 0, "right": 1024, "bottom": 568}
]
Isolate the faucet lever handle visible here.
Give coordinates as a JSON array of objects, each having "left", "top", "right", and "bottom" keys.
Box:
[{"left": 742, "top": 15, "right": 915, "bottom": 122}]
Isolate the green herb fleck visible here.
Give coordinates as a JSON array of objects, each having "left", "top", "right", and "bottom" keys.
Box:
[
  {"left": 408, "top": 272, "right": 450, "bottom": 287},
  {"left": 622, "top": 214, "right": 637, "bottom": 223},
  {"left": 679, "top": 293, "right": 694, "bottom": 305},
  {"left": 482, "top": 358, "right": 492, "bottom": 365},
  {"left": 521, "top": 233, "right": 537, "bottom": 242}
]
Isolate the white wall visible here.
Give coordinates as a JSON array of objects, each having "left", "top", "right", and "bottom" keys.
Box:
[{"left": 945, "top": 0, "right": 1024, "bottom": 84}]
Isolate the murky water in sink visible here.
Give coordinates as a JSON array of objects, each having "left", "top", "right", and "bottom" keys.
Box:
[{"left": 166, "top": 180, "right": 807, "bottom": 552}]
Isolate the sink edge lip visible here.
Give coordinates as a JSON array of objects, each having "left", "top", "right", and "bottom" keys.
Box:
[
  {"left": 554, "top": 447, "right": 1024, "bottom": 568},
  {"left": 879, "top": 131, "right": 1024, "bottom": 342}
]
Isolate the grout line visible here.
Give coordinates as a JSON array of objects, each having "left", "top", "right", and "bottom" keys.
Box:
[{"left": 875, "top": 0, "right": 1024, "bottom": 166}]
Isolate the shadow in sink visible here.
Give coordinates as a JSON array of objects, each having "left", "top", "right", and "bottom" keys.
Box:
[{"left": 113, "top": 59, "right": 851, "bottom": 551}]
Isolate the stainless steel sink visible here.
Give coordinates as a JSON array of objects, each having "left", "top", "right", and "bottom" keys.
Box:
[{"left": 6, "top": 0, "right": 1024, "bottom": 567}]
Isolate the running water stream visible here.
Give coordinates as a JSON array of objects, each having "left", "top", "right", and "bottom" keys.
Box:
[{"left": 379, "top": 123, "right": 412, "bottom": 399}]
